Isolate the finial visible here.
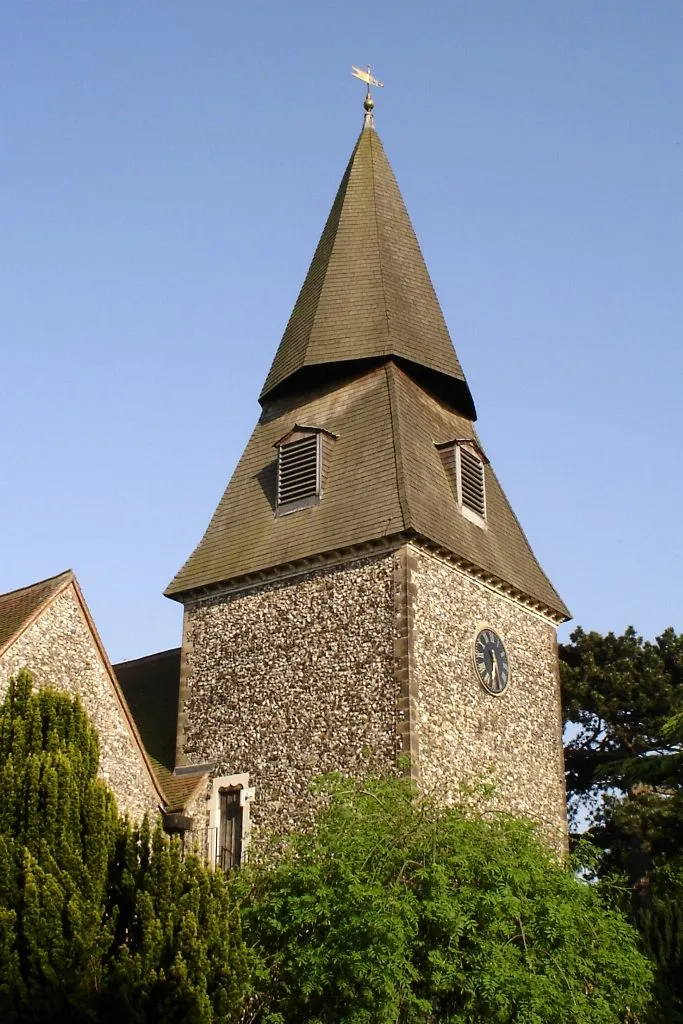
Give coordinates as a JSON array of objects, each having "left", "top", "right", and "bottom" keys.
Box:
[{"left": 351, "top": 64, "right": 383, "bottom": 125}]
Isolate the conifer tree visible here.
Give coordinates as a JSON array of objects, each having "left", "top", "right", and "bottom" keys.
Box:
[
  {"left": 560, "top": 627, "right": 683, "bottom": 1021},
  {"left": 0, "top": 670, "right": 248, "bottom": 1023},
  {"left": 0, "top": 669, "right": 119, "bottom": 1019}
]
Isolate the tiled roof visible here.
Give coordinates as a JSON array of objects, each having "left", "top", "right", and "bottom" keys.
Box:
[
  {"left": 0, "top": 570, "right": 73, "bottom": 654},
  {"left": 260, "top": 122, "right": 475, "bottom": 419},
  {"left": 149, "top": 759, "right": 207, "bottom": 813},
  {"left": 166, "top": 363, "right": 569, "bottom": 619},
  {"left": 114, "top": 648, "right": 181, "bottom": 772}
]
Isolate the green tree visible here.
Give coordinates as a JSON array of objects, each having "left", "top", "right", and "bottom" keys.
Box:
[
  {"left": 0, "top": 668, "right": 120, "bottom": 1019},
  {"left": 0, "top": 670, "right": 248, "bottom": 1023},
  {"left": 560, "top": 627, "right": 683, "bottom": 1021},
  {"left": 560, "top": 627, "right": 683, "bottom": 837},
  {"left": 232, "top": 774, "right": 653, "bottom": 1024}
]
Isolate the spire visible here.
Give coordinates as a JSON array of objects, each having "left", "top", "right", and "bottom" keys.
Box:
[
  {"left": 166, "top": 93, "right": 567, "bottom": 621},
  {"left": 259, "top": 119, "right": 476, "bottom": 419}
]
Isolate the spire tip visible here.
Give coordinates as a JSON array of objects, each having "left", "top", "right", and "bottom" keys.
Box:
[{"left": 351, "top": 64, "right": 383, "bottom": 125}]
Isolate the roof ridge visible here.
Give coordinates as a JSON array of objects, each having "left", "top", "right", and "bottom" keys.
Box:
[
  {"left": 369, "top": 129, "right": 393, "bottom": 357},
  {"left": 0, "top": 568, "right": 73, "bottom": 602},
  {"left": 113, "top": 647, "right": 180, "bottom": 669},
  {"left": 385, "top": 362, "right": 411, "bottom": 530},
  {"left": 303, "top": 139, "right": 358, "bottom": 373},
  {"left": 67, "top": 577, "right": 168, "bottom": 807}
]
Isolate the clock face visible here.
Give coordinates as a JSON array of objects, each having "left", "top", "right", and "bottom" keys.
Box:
[{"left": 473, "top": 628, "right": 510, "bottom": 695}]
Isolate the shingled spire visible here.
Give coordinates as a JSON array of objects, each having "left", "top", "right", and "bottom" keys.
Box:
[
  {"left": 166, "top": 113, "right": 568, "bottom": 621},
  {"left": 260, "top": 119, "right": 476, "bottom": 419}
]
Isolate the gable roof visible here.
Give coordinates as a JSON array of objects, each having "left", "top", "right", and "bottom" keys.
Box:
[
  {"left": 0, "top": 570, "right": 167, "bottom": 808},
  {"left": 0, "top": 570, "right": 73, "bottom": 655},
  {"left": 166, "top": 362, "right": 569, "bottom": 620},
  {"left": 260, "top": 121, "right": 475, "bottom": 419}
]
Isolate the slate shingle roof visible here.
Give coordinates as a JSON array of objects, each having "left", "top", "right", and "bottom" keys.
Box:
[
  {"left": 260, "top": 123, "right": 475, "bottom": 418},
  {"left": 0, "top": 570, "right": 73, "bottom": 654}
]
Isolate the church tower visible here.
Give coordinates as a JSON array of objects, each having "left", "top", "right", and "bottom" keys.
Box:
[{"left": 165, "top": 91, "right": 570, "bottom": 849}]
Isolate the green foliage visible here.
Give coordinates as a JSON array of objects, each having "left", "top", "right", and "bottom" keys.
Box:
[
  {"left": 0, "top": 670, "right": 248, "bottom": 1023},
  {"left": 0, "top": 669, "right": 119, "bottom": 1019},
  {"left": 633, "top": 863, "right": 683, "bottom": 1023},
  {"left": 560, "top": 626, "right": 683, "bottom": 822},
  {"left": 101, "top": 819, "right": 248, "bottom": 1023},
  {"left": 560, "top": 627, "right": 683, "bottom": 1022},
  {"left": 232, "top": 774, "right": 653, "bottom": 1024}
]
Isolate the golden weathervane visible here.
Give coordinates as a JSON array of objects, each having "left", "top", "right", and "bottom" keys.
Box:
[{"left": 351, "top": 64, "right": 384, "bottom": 114}]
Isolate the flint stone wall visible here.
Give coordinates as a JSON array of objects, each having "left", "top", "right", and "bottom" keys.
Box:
[
  {"left": 180, "top": 554, "right": 399, "bottom": 835},
  {"left": 0, "top": 586, "right": 159, "bottom": 822},
  {"left": 409, "top": 545, "right": 567, "bottom": 847}
]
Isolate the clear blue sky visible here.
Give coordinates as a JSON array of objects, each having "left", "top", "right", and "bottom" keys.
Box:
[{"left": 2, "top": 1, "right": 681, "bottom": 662}]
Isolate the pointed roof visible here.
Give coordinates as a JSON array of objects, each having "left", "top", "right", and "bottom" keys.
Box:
[
  {"left": 260, "top": 122, "right": 476, "bottom": 419},
  {"left": 167, "top": 115, "right": 568, "bottom": 620},
  {"left": 0, "top": 570, "right": 168, "bottom": 808},
  {"left": 166, "top": 363, "right": 569, "bottom": 620}
]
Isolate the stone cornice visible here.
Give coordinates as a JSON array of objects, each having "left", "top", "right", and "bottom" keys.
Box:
[{"left": 181, "top": 532, "right": 567, "bottom": 625}]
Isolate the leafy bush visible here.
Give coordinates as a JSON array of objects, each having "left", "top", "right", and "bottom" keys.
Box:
[{"left": 233, "top": 775, "right": 653, "bottom": 1024}]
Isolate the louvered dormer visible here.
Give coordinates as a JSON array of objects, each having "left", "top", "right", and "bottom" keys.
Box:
[
  {"left": 436, "top": 438, "right": 488, "bottom": 528},
  {"left": 274, "top": 425, "right": 337, "bottom": 515}
]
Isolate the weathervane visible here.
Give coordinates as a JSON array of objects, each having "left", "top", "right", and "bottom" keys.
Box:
[{"left": 351, "top": 64, "right": 384, "bottom": 123}]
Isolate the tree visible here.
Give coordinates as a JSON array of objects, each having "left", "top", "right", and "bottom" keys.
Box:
[
  {"left": 560, "top": 627, "right": 683, "bottom": 836},
  {"left": 560, "top": 627, "right": 683, "bottom": 1022},
  {"left": 0, "top": 670, "right": 248, "bottom": 1023},
  {"left": 231, "top": 774, "right": 653, "bottom": 1024}
]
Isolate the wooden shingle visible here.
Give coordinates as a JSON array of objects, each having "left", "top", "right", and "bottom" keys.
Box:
[
  {"left": 260, "top": 123, "right": 475, "bottom": 418},
  {"left": 166, "top": 120, "right": 568, "bottom": 621}
]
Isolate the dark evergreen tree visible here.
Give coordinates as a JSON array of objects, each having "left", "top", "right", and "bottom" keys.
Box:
[
  {"left": 0, "top": 669, "right": 119, "bottom": 1019},
  {"left": 0, "top": 670, "right": 248, "bottom": 1023},
  {"left": 560, "top": 627, "right": 683, "bottom": 1022}
]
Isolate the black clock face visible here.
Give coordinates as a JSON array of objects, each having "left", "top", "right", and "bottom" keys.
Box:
[{"left": 473, "top": 629, "right": 510, "bottom": 695}]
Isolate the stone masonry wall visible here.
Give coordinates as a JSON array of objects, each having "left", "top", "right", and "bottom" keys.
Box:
[
  {"left": 0, "top": 586, "right": 160, "bottom": 821},
  {"left": 408, "top": 545, "right": 567, "bottom": 847},
  {"left": 180, "top": 554, "right": 399, "bottom": 836}
]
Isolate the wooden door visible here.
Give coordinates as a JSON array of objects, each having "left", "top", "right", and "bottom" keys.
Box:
[{"left": 218, "top": 788, "right": 243, "bottom": 872}]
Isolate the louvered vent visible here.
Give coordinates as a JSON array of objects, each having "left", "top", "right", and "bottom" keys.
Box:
[
  {"left": 459, "top": 446, "right": 486, "bottom": 519},
  {"left": 277, "top": 435, "right": 320, "bottom": 507}
]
